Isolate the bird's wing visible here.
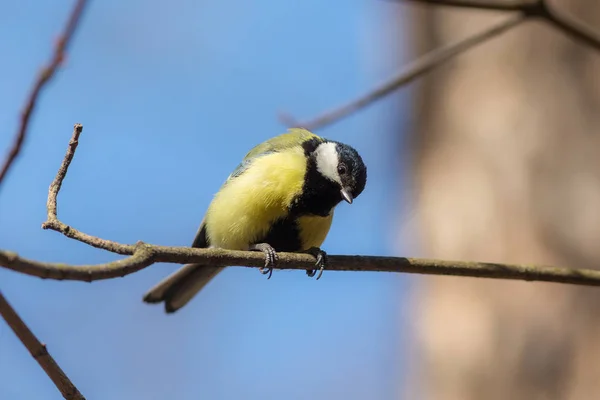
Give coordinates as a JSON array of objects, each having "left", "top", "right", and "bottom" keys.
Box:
[
  {"left": 227, "top": 128, "right": 321, "bottom": 180},
  {"left": 142, "top": 129, "right": 322, "bottom": 312}
]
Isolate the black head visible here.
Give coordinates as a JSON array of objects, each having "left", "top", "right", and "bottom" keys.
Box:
[
  {"left": 330, "top": 141, "right": 367, "bottom": 203},
  {"left": 297, "top": 138, "right": 367, "bottom": 216}
]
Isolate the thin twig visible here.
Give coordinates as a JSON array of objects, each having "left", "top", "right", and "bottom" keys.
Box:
[
  {"left": 3, "top": 246, "right": 600, "bottom": 287},
  {"left": 399, "top": 0, "right": 600, "bottom": 51},
  {"left": 45, "top": 124, "right": 82, "bottom": 223},
  {"left": 0, "top": 0, "right": 87, "bottom": 190},
  {"left": 281, "top": 13, "right": 526, "bottom": 130},
  {"left": 0, "top": 291, "right": 85, "bottom": 400},
  {"left": 398, "top": 0, "right": 535, "bottom": 12},
  {"left": 542, "top": 0, "right": 600, "bottom": 52},
  {"left": 41, "top": 124, "right": 134, "bottom": 255},
  {"left": 283, "top": 0, "right": 600, "bottom": 130},
  {"left": 0, "top": 3, "right": 88, "bottom": 398}
]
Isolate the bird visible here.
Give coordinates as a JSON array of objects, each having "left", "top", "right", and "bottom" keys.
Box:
[{"left": 143, "top": 128, "right": 367, "bottom": 313}]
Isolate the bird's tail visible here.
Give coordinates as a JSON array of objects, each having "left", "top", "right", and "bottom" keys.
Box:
[{"left": 143, "top": 264, "right": 224, "bottom": 313}]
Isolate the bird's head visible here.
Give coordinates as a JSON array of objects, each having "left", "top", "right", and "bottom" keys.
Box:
[{"left": 311, "top": 140, "right": 367, "bottom": 205}]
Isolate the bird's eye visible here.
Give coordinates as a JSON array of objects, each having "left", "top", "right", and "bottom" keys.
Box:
[{"left": 337, "top": 164, "right": 347, "bottom": 175}]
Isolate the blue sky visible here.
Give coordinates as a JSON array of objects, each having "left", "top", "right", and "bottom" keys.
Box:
[{"left": 0, "top": 0, "right": 414, "bottom": 399}]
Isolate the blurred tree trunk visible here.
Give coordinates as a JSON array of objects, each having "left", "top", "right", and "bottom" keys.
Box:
[{"left": 405, "top": 2, "right": 600, "bottom": 400}]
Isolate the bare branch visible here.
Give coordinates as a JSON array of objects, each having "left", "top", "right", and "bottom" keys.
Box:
[
  {"left": 399, "top": 0, "right": 600, "bottom": 52},
  {"left": 284, "top": 0, "right": 600, "bottom": 130},
  {"left": 0, "top": 291, "right": 85, "bottom": 400},
  {"left": 0, "top": 3, "right": 88, "bottom": 397},
  {"left": 40, "top": 124, "right": 134, "bottom": 255},
  {"left": 4, "top": 245, "right": 600, "bottom": 287},
  {"left": 45, "top": 124, "right": 82, "bottom": 223},
  {"left": 0, "top": 122, "right": 598, "bottom": 289},
  {"left": 281, "top": 13, "right": 526, "bottom": 130},
  {"left": 398, "top": 0, "right": 535, "bottom": 12},
  {"left": 542, "top": 0, "right": 600, "bottom": 52},
  {"left": 0, "top": 244, "right": 152, "bottom": 282},
  {"left": 0, "top": 0, "right": 87, "bottom": 190}
]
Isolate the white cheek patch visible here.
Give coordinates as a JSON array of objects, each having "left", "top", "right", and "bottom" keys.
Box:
[{"left": 314, "top": 142, "right": 341, "bottom": 184}]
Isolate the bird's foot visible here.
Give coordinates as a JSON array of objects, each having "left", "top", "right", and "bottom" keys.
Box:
[
  {"left": 249, "top": 243, "right": 278, "bottom": 279},
  {"left": 304, "top": 247, "right": 328, "bottom": 280}
]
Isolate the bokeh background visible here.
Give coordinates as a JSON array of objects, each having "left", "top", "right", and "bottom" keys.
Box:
[
  {"left": 0, "top": 1, "right": 411, "bottom": 399},
  {"left": 4, "top": 0, "right": 600, "bottom": 399}
]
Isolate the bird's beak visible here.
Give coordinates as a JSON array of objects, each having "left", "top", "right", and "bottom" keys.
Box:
[{"left": 340, "top": 188, "right": 353, "bottom": 204}]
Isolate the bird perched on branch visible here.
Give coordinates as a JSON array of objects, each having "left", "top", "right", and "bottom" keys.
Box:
[{"left": 143, "top": 128, "right": 367, "bottom": 313}]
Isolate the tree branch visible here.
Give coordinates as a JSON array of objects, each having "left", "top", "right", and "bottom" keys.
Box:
[
  {"left": 542, "top": 0, "right": 600, "bottom": 52},
  {"left": 282, "top": 0, "right": 600, "bottom": 130},
  {"left": 398, "top": 0, "right": 535, "bottom": 12},
  {"left": 0, "top": 2, "right": 88, "bottom": 399},
  {"left": 41, "top": 124, "right": 134, "bottom": 255},
  {"left": 0, "top": 0, "right": 87, "bottom": 190},
  {"left": 0, "top": 291, "right": 85, "bottom": 400},
  {"left": 280, "top": 13, "right": 526, "bottom": 130},
  {"left": 0, "top": 122, "right": 599, "bottom": 289},
  {"left": 399, "top": 0, "right": 600, "bottom": 51},
  {"left": 3, "top": 245, "right": 600, "bottom": 287}
]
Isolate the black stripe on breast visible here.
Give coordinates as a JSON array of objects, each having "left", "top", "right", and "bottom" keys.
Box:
[
  {"left": 256, "top": 216, "right": 302, "bottom": 252},
  {"left": 289, "top": 138, "right": 341, "bottom": 217}
]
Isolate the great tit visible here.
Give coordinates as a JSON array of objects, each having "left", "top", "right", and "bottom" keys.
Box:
[{"left": 143, "top": 128, "right": 367, "bottom": 313}]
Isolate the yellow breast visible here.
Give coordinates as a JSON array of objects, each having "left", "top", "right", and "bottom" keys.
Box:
[
  {"left": 297, "top": 213, "right": 333, "bottom": 249},
  {"left": 204, "top": 148, "right": 307, "bottom": 250}
]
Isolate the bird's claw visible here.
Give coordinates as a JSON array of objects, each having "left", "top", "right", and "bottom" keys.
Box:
[
  {"left": 305, "top": 247, "right": 327, "bottom": 280},
  {"left": 250, "top": 243, "right": 278, "bottom": 279}
]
